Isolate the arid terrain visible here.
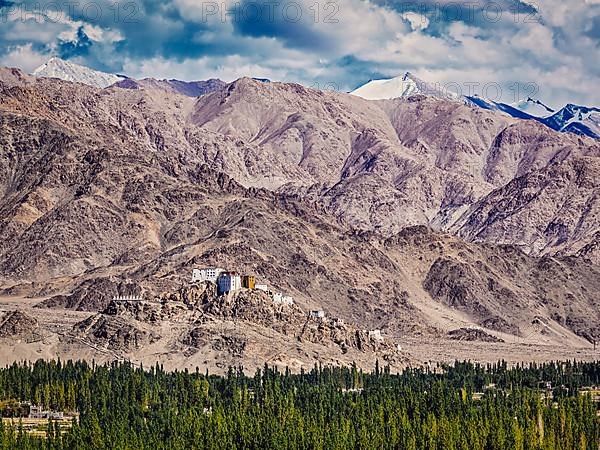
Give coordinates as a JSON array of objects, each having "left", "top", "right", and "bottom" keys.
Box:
[{"left": 0, "top": 66, "right": 599, "bottom": 373}]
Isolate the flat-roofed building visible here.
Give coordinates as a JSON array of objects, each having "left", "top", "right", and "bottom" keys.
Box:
[
  {"left": 369, "top": 330, "right": 383, "bottom": 342},
  {"left": 310, "top": 310, "right": 325, "bottom": 319},
  {"left": 217, "top": 272, "right": 242, "bottom": 295},
  {"left": 242, "top": 275, "right": 255, "bottom": 289},
  {"left": 192, "top": 268, "right": 225, "bottom": 283}
]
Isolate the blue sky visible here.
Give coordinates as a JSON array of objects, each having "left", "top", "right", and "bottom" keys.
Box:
[{"left": 1, "top": 0, "right": 599, "bottom": 107}]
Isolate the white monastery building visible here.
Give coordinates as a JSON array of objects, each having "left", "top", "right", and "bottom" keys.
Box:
[
  {"left": 310, "top": 310, "right": 326, "bottom": 319},
  {"left": 368, "top": 330, "right": 384, "bottom": 342},
  {"left": 273, "top": 293, "right": 294, "bottom": 305},
  {"left": 192, "top": 267, "right": 225, "bottom": 283},
  {"left": 112, "top": 295, "right": 143, "bottom": 301}
]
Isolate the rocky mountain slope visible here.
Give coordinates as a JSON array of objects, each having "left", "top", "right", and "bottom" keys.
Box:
[
  {"left": 0, "top": 65, "right": 599, "bottom": 370},
  {"left": 543, "top": 104, "right": 600, "bottom": 139},
  {"left": 112, "top": 77, "right": 226, "bottom": 97}
]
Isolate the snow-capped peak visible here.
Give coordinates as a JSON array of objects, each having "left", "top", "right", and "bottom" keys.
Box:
[
  {"left": 32, "top": 57, "right": 125, "bottom": 89},
  {"left": 510, "top": 97, "right": 555, "bottom": 118},
  {"left": 543, "top": 104, "right": 600, "bottom": 139},
  {"left": 351, "top": 72, "right": 461, "bottom": 102},
  {"left": 352, "top": 72, "right": 599, "bottom": 139}
]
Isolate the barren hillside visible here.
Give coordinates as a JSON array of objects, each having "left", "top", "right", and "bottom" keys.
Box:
[{"left": 0, "top": 67, "right": 599, "bottom": 371}]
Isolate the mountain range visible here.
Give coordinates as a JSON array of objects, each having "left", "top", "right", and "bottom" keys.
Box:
[
  {"left": 351, "top": 73, "right": 600, "bottom": 139},
  {"left": 32, "top": 57, "right": 227, "bottom": 97},
  {"left": 0, "top": 59, "right": 599, "bottom": 371},
  {"left": 31, "top": 58, "right": 600, "bottom": 140}
]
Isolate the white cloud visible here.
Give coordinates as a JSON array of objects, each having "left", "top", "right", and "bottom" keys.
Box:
[
  {"left": 401, "top": 12, "right": 430, "bottom": 31},
  {"left": 326, "top": 0, "right": 600, "bottom": 108},
  {"left": 0, "top": 44, "right": 48, "bottom": 72},
  {"left": 1, "top": 0, "right": 599, "bottom": 108},
  {"left": 123, "top": 54, "right": 293, "bottom": 82}
]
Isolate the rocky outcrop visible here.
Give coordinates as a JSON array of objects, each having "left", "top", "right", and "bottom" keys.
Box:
[
  {"left": 423, "top": 257, "right": 498, "bottom": 318},
  {"left": 85, "top": 280, "right": 404, "bottom": 361},
  {"left": 0, "top": 311, "right": 39, "bottom": 338},
  {"left": 102, "top": 299, "right": 188, "bottom": 323},
  {"left": 298, "top": 317, "right": 396, "bottom": 354},
  {"left": 200, "top": 289, "right": 304, "bottom": 333},
  {"left": 39, "top": 278, "right": 144, "bottom": 312},
  {"left": 156, "top": 283, "right": 217, "bottom": 308},
  {"left": 447, "top": 328, "right": 504, "bottom": 343},
  {"left": 423, "top": 256, "right": 521, "bottom": 335},
  {"left": 182, "top": 328, "right": 247, "bottom": 357},
  {"left": 73, "top": 314, "right": 160, "bottom": 351}
]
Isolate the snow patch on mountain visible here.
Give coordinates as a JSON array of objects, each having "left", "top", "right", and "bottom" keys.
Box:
[
  {"left": 511, "top": 97, "right": 555, "bottom": 118},
  {"left": 351, "top": 72, "right": 462, "bottom": 102},
  {"left": 466, "top": 95, "right": 537, "bottom": 120},
  {"left": 352, "top": 72, "right": 599, "bottom": 139},
  {"left": 32, "top": 58, "right": 125, "bottom": 89},
  {"left": 543, "top": 104, "right": 600, "bottom": 139}
]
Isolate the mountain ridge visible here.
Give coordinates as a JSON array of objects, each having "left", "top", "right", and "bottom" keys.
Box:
[
  {"left": 352, "top": 72, "right": 600, "bottom": 140},
  {"left": 29, "top": 59, "right": 600, "bottom": 139},
  {"left": 31, "top": 57, "right": 227, "bottom": 97}
]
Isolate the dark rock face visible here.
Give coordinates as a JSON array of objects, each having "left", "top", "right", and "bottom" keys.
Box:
[
  {"left": 448, "top": 328, "right": 504, "bottom": 343},
  {"left": 423, "top": 258, "right": 495, "bottom": 317},
  {"left": 111, "top": 78, "right": 139, "bottom": 90},
  {"left": 102, "top": 299, "right": 188, "bottom": 323},
  {"left": 182, "top": 327, "right": 211, "bottom": 348},
  {"left": 481, "top": 317, "right": 519, "bottom": 335},
  {"left": 420, "top": 244, "right": 600, "bottom": 341},
  {"left": 112, "top": 78, "right": 226, "bottom": 97},
  {"left": 157, "top": 283, "right": 218, "bottom": 308},
  {"left": 184, "top": 330, "right": 248, "bottom": 358}
]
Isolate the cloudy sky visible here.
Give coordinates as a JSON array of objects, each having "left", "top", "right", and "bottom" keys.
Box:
[{"left": 0, "top": 0, "right": 599, "bottom": 107}]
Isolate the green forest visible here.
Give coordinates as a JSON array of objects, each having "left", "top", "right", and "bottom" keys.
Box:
[{"left": 0, "top": 359, "right": 599, "bottom": 449}]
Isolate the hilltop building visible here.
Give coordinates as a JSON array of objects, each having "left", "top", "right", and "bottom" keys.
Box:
[
  {"left": 190, "top": 269, "right": 284, "bottom": 301},
  {"left": 273, "top": 293, "right": 294, "bottom": 305},
  {"left": 310, "top": 310, "right": 325, "bottom": 319},
  {"left": 369, "top": 330, "right": 383, "bottom": 342},
  {"left": 192, "top": 268, "right": 225, "bottom": 283},
  {"left": 242, "top": 275, "right": 255, "bottom": 289},
  {"left": 217, "top": 272, "right": 242, "bottom": 295}
]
